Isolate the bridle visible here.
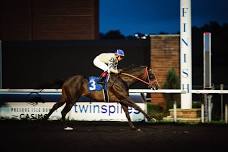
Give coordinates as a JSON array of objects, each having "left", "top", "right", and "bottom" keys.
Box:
[{"left": 121, "top": 67, "right": 159, "bottom": 88}]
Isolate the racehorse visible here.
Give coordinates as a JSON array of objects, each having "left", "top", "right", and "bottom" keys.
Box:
[{"left": 44, "top": 66, "right": 159, "bottom": 130}]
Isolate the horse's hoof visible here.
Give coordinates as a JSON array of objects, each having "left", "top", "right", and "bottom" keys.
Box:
[
  {"left": 131, "top": 127, "right": 136, "bottom": 130},
  {"left": 130, "top": 127, "right": 142, "bottom": 132},
  {"left": 42, "top": 117, "right": 48, "bottom": 121},
  {"left": 152, "top": 118, "right": 157, "bottom": 122},
  {"left": 64, "top": 127, "right": 74, "bottom": 131},
  {"left": 136, "top": 128, "right": 142, "bottom": 132},
  {"left": 130, "top": 126, "right": 138, "bottom": 130},
  {"left": 61, "top": 118, "right": 66, "bottom": 122}
]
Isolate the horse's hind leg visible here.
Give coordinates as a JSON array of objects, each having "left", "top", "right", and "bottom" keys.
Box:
[
  {"left": 61, "top": 101, "right": 75, "bottom": 121},
  {"left": 120, "top": 103, "right": 136, "bottom": 129},
  {"left": 43, "top": 97, "right": 65, "bottom": 120},
  {"left": 61, "top": 94, "right": 81, "bottom": 121}
]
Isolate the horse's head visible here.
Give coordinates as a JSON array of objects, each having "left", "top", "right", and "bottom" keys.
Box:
[
  {"left": 146, "top": 68, "right": 160, "bottom": 90},
  {"left": 119, "top": 66, "right": 160, "bottom": 89}
]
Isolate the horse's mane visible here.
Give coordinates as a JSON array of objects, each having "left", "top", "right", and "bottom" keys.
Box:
[{"left": 120, "top": 65, "right": 147, "bottom": 73}]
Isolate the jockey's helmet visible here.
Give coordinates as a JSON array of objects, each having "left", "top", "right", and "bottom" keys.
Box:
[{"left": 115, "top": 49, "right": 125, "bottom": 57}]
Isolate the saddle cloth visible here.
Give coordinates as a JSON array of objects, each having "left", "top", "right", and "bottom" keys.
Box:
[
  {"left": 88, "top": 76, "right": 109, "bottom": 102},
  {"left": 88, "top": 76, "right": 107, "bottom": 91}
]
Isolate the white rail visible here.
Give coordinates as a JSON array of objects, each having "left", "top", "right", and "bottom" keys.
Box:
[
  {"left": 0, "top": 89, "right": 61, "bottom": 93},
  {"left": 192, "top": 90, "right": 228, "bottom": 94},
  {"left": 129, "top": 89, "right": 186, "bottom": 93},
  {"left": 130, "top": 89, "right": 228, "bottom": 94},
  {"left": 0, "top": 88, "right": 228, "bottom": 124},
  {"left": 0, "top": 89, "right": 61, "bottom": 95},
  {"left": 1, "top": 89, "right": 228, "bottom": 94}
]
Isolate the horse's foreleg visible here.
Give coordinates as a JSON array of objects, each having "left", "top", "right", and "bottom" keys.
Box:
[
  {"left": 123, "top": 97, "right": 152, "bottom": 122},
  {"left": 120, "top": 103, "right": 136, "bottom": 129},
  {"left": 111, "top": 84, "right": 153, "bottom": 124}
]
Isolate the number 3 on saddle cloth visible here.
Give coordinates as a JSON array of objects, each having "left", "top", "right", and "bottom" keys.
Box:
[{"left": 88, "top": 76, "right": 109, "bottom": 102}]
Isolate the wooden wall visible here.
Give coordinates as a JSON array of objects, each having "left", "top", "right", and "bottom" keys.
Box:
[
  {"left": 0, "top": 0, "right": 99, "bottom": 40},
  {"left": 150, "top": 35, "right": 180, "bottom": 108}
]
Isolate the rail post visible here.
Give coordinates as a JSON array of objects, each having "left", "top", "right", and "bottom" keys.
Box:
[
  {"left": 208, "top": 95, "right": 213, "bottom": 122},
  {"left": 225, "top": 104, "right": 228, "bottom": 124},
  {"left": 203, "top": 32, "right": 212, "bottom": 123},
  {"left": 173, "top": 101, "right": 177, "bottom": 122},
  {"left": 204, "top": 94, "right": 208, "bottom": 122},
  {"left": 201, "top": 103, "right": 204, "bottom": 123},
  {"left": 0, "top": 40, "right": 2, "bottom": 88},
  {"left": 220, "top": 84, "right": 224, "bottom": 121}
]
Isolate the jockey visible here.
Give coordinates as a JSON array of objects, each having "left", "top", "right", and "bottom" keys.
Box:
[{"left": 93, "top": 49, "right": 125, "bottom": 84}]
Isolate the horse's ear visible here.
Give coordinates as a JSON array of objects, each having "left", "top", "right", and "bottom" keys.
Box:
[
  {"left": 148, "top": 68, "right": 154, "bottom": 73},
  {"left": 119, "top": 69, "right": 124, "bottom": 73}
]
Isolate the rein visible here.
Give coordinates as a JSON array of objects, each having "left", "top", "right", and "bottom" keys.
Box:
[
  {"left": 120, "top": 67, "right": 158, "bottom": 86},
  {"left": 121, "top": 72, "right": 151, "bottom": 85}
]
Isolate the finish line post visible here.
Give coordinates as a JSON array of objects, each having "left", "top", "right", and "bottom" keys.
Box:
[{"left": 180, "top": 0, "right": 192, "bottom": 109}]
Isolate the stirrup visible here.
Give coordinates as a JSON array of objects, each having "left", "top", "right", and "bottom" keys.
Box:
[
  {"left": 97, "top": 77, "right": 106, "bottom": 85},
  {"left": 97, "top": 81, "right": 105, "bottom": 85},
  {"left": 103, "top": 89, "right": 109, "bottom": 102}
]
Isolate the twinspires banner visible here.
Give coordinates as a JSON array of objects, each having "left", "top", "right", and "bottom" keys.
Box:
[
  {"left": 0, "top": 102, "right": 63, "bottom": 120},
  {"left": 70, "top": 102, "right": 145, "bottom": 121},
  {"left": 0, "top": 102, "right": 146, "bottom": 122}
]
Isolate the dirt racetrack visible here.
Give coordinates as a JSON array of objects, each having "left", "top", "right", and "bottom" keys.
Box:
[{"left": 0, "top": 120, "right": 227, "bottom": 152}]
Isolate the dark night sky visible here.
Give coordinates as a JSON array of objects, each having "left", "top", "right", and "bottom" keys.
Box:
[{"left": 100, "top": 0, "right": 228, "bottom": 35}]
